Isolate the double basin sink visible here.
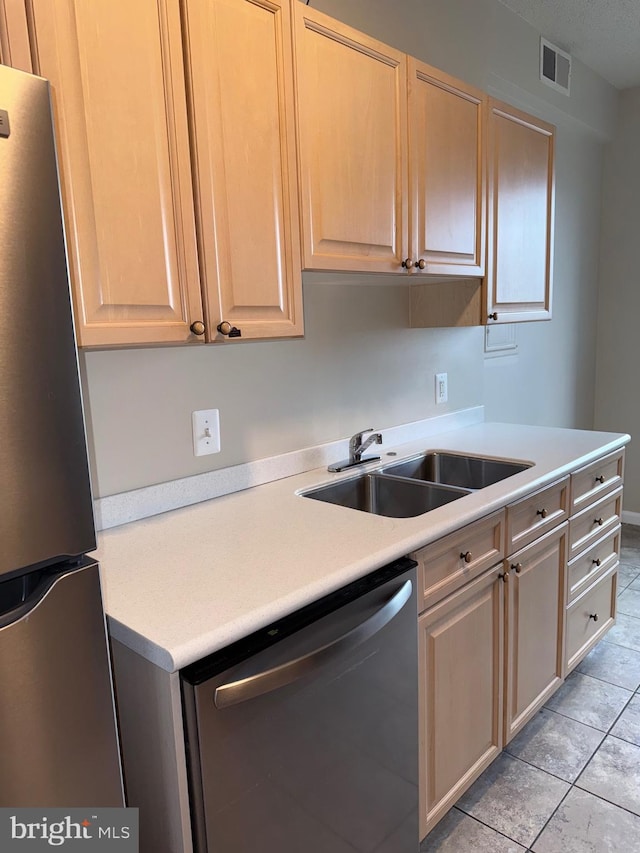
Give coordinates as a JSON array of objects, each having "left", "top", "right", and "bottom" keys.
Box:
[{"left": 302, "top": 452, "right": 532, "bottom": 518}]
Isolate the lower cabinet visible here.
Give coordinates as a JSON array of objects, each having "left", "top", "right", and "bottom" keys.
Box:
[
  {"left": 418, "top": 566, "right": 504, "bottom": 838},
  {"left": 503, "top": 523, "right": 567, "bottom": 744},
  {"left": 417, "top": 518, "right": 569, "bottom": 840}
]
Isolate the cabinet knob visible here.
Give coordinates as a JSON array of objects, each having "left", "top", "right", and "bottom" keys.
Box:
[
  {"left": 414, "top": 259, "right": 426, "bottom": 270},
  {"left": 511, "top": 562, "right": 523, "bottom": 574},
  {"left": 589, "top": 613, "right": 599, "bottom": 622},
  {"left": 536, "top": 508, "right": 548, "bottom": 519},
  {"left": 488, "top": 312, "right": 498, "bottom": 321},
  {"left": 594, "top": 517, "right": 604, "bottom": 526},
  {"left": 190, "top": 320, "right": 206, "bottom": 336},
  {"left": 595, "top": 475, "right": 606, "bottom": 484},
  {"left": 217, "top": 321, "right": 242, "bottom": 338},
  {"left": 460, "top": 551, "right": 472, "bottom": 564},
  {"left": 401, "top": 258, "right": 414, "bottom": 269},
  {"left": 592, "top": 558, "right": 602, "bottom": 567},
  {"left": 499, "top": 570, "right": 509, "bottom": 583}
]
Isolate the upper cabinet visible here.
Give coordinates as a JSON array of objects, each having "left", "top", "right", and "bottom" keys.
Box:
[
  {"left": 8, "top": 0, "right": 303, "bottom": 347},
  {"left": 293, "top": 5, "right": 486, "bottom": 280},
  {"left": 4, "top": 1, "right": 556, "bottom": 343},
  {"left": 182, "top": 0, "right": 303, "bottom": 341},
  {"left": 293, "top": 3, "right": 408, "bottom": 274},
  {"left": 0, "top": 0, "right": 32, "bottom": 72},
  {"left": 485, "top": 99, "right": 555, "bottom": 324},
  {"left": 29, "top": 0, "right": 204, "bottom": 347},
  {"left": 408, "top": 60, "right": 486, "bottom": 277}
]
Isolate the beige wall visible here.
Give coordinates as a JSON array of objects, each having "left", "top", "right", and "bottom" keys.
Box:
[
  {"left": 81, "top": 0, "right": 618, "bottom": 498},
  {"left": 594, "top": 88, "right": 640, "bottom": 514}
]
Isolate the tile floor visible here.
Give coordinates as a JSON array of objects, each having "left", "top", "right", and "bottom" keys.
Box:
[{"left": 420, "top": 523, "right": 640, "bottom": 853}]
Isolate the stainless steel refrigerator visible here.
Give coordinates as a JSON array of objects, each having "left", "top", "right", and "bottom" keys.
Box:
[{"left": 0, "top": 64, "right": 123, "bottom": 807}]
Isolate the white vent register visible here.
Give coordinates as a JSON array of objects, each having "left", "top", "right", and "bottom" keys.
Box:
[{"left": 540, "top": 37, "right": 571, "bottom": 94}]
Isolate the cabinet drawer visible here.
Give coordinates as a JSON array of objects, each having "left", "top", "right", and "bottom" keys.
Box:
[
  {"left": 506, "top": 478, "right": 569, "bottom": 555},
  {"left": 567, "top": 525, "right": 620, "bottom": 603},
  {"left": 416, "top": 509, "right": 505, "bottom": 612},
  {"left": 568, "top": 487, "right": 622, "bottom": 561},
  {"left": 570, "top": 450, "right": 624, "bottom": 515},
  {"left": 565, "top": 569, "right": 617, "bottom": 672}
]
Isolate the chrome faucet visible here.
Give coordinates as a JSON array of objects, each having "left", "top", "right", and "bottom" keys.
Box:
[{"left": 328, "top": 429, "right": 383, "bottom": 473}]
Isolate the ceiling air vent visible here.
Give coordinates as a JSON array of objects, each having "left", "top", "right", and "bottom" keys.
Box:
[{"left": 540, "top": 38, "right": 571, "bottom": 95}]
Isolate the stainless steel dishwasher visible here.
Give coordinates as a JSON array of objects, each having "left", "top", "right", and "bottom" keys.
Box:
[{"left": 181, "top": 557, "right": 418, "bottom": 853}]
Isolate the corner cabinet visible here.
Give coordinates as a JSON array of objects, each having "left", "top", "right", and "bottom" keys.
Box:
[
  {"left": 485, "top": 99, "right": 555, "bottom": 324},
  {"left": 29, "top": 0, "right": 204, "bottom": 347},
  {"left": 293, "top": 3, "right": 408, "bottom": 274},
  {"left": 182, "top": 0, "right": 303, "bottom": 341}
]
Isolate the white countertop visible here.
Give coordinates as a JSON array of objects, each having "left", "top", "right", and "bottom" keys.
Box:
[{"left": 95, "top": 421, "right": 629, "bottom": 672}]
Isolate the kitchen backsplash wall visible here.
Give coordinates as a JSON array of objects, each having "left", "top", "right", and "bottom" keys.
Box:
[
  {"left": 81, "top": 0, "right": 618, "bottom": 500},
  {"left": 82, "top": 284, "right": 484, "bottom": 497}
]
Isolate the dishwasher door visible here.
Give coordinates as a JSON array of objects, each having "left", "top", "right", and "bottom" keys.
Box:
[{"left": 181, "top": 558, "right": 418, "bottom": 853}]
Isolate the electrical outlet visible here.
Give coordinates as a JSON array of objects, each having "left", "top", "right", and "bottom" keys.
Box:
[
  {"left": 192, "top": 409, "right": 221, "bottom": 456},
  {"left": 435, "top": 373, "right": 448, "bottom": 405}
]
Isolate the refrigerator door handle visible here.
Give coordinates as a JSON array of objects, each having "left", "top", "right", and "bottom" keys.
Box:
[{"left": 214, "top": 578, "right": 413, "bottom": 709}]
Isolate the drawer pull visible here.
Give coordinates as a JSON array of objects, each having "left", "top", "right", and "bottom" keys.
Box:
[
  {"left": 589, "top": 613, "right": 599, "bottom": 622},
  {"left": 511, "top": 562, "right": 523, "bottom": 574},
  {"left": 536, "top": 508, "right": 548, "bottom": 519},
  {"left": 592, "top": 558, "right": 602, "bottom": 567},
  {"left": 594, "top": 517, "right": 604, "bottom": 526},
  {"left": 595, "top": 475, "right": 606, "bottom": 484},
  {"left": 460, "top": 551, "right": 473, "bottom": 564},
  {"left": 499, "top": 570, "right": 509, "bottom": 583}
]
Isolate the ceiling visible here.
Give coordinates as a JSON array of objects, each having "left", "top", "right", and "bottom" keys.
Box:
[{"left": 497, "top": 0, "right": 640, "bottom": 89}]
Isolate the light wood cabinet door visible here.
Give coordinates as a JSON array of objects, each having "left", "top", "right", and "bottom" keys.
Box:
[
  {"left": 419, "top": 567, "right": 503, "bottom": 838},
  {"left": 293, "top": 3, "right": 408, "bottom": 273},
  {"left": 29, "top": 0, "right": 204, "bottom": 347},
  {"left": 485, "top": 99, "right": 554, "bottom": 324},
  {"left": 408, "top": 60, "right": 485, "bottom": 276},
  {"left": 504, "top": 523, "right": 566, "bottom": 744},
  {"left": 0, "top": 0, "right": 32, "bottom": 71},
  {"left": 183, "top": 0, "right": 303, "bottom": 341}
]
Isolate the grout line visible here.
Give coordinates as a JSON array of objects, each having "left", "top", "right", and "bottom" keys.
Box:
[
  {"left": 527, "top": 784, "right": 574, "bottom": 850},
  {"left": 573, "top": 666, "right": 640, "bottom": 693},
  {"left": 451, "top": 806, "right": 529, "bottom": 849},
  {"left": 572, "top": 782, "right": 640, "bottom": 820}
]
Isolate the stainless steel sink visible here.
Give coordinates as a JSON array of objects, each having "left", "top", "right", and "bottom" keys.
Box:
[
  {"left": 379, "top": 451, "right": 531, "bottom": 490},
  {"left": 302, "top": 473, "right": 468, "bottom": 518}
]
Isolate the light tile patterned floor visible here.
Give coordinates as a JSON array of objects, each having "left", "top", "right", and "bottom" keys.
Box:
[{"left": 421, "top": 524, "right": 640, "bottom": 853}]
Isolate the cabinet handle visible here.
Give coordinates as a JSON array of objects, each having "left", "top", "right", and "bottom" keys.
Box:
[
  {"left": 217, "top": 320, "right": 242, "bottom": 338},
  {"left": 499, "top": 570, "right": 509, "bottom": 583},
  {"left": 595, "top": 475, "right": 606, "bottom": 484},
  {"left": 460, "top": 551, "right": 472, "bottom": 564},
  {"left": 589, "top": 613, "right": 599, "bottom": 622},
  {"left": 401, "top": 258, "right": 414, "bottom": 269},
  {"left": 511, "top": 562, "right": 523, "bottom": 574},
  {"left": 536, "top": 508, "right": 548, "bottom": 519},
  {"left": 594, "top": 517, "right": 604, "bottom": 526},
  {"left": 488, "top": 312, "right": 498, "bottom": 321},
  {"left": 414, "top": 259, "right": 426, "bottom": 270},
  {"left": 190, "top": 320, "right": 206, "bottom": 336},
  {"left": 592, "top": 558, "right": 602, "bottom": 567}
]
